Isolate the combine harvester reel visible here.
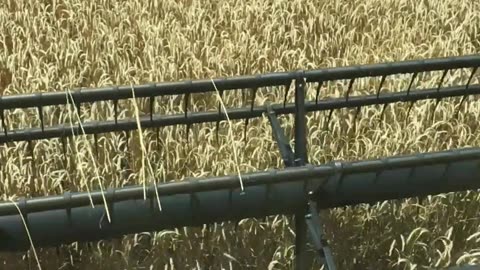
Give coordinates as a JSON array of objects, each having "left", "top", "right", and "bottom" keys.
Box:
[{"left": 0, "top": 55, "right": 479, "bottom": 269}]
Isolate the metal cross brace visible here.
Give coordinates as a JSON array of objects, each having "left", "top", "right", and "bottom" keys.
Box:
[
  {"left": 265, "top": 97, "right": 337, "bottom": 270},
  {"left": 265, "top": 103, "right": 295, "bottom": 167}
]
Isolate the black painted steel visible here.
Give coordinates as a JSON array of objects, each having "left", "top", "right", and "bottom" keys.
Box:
[
  {"left": 0, "top": 55, "right": 478, "bottom": 111},
  {"left": 1, "top": 55, "right": 479, "bottom": 268},
  {"left": 266, "top": 103, "right": 295, "bottom": 167},
  {"left": 1, "top": 84, "right": 479, "bottom": 144},
  {"left": 0, "top": 147, "right": 480, "bottom": 251}
]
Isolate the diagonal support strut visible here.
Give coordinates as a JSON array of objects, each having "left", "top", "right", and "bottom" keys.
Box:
[
  {"left": 265, "top": 73, "right": 337, "bottom": 270},
  {"left": 266, "top": 103, "right": 295, "bottom": 167},
  {"left": 305, "top": 192, "right": 336, "bottom": 270}
]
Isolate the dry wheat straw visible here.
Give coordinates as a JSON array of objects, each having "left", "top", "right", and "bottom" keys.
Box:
[
  {"left": 130, "top": 86, "right": 162, "bottom": 210},
  {"left": 65, "top": 90, "right": 111, "bottom": 222},
  {"left": 10, "top": 199, "right": 42, "bottom": 270},
  {"left": 211, "top": 79, "right": 245, "bottom": 192},
  {"left": 64, "top": 93, "right": 95, "bottom": 208}
]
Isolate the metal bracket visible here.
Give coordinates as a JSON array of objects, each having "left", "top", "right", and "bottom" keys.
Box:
[{"left": 265, "top": 103, "right": 295, "bottom": 167}]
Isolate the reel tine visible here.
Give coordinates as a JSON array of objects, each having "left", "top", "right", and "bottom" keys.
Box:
[
  {"left": 113, "top": 99, "right": 119, "bottom": 125},
  {"left": 380, "top": 103, "right": 389, "bottom": 122},
  {"left": 38, "top": 105, "right": 44, "bottom": 132},
  {"left": 437, "top": 69, "right": 449, "bottom": 92},
  {"left": 113, "top": 86, "right": 119, "bottom": 125},
  {"left": 217, "top": 90, "right": 224, "bottom": 115},
  {"left": 241, "top": 88, "right": 246, "bottom": 107},
  {"left": 27, "top": 139, "right": 35, "bottom": 165},
  {"left": 150, "top": 95, "right": 155, "bottom": 122},
  {"left": 74, "top": 89, "right": 82, "bottom": 120},
  {"left": 243, "top": 118, "right": 249, "bottom": 145},
  {"left": 185, "top": 92, "right": 190, "bottom": 119},
  {"left": 156, "top": 127, "right": 161, "bottom": 152},
  {"left": 250, "top": 88, "right": 258, "bottom": 112},
  {"left": 0, "top": 108, "right": 6, "bottom": 137},
  {"left": 405, "top": 101, "right": 415, "bottom": 122},
  {"left": 454, "top": 67, "right": 477, "bottom": 119},
  {"left": 454, "top": 95, "right": 467, "bottom": 119},
  {"left": 432, "top": 100, "right": 441, "bottom": 121},
  {"left": 186, "top": 124, "right": 191, "bottom": 143},
  {"left": 432, "top": 69, "right": 448, "bottom": 120},
  {"left": 353, "top": 106, "right": 361, "bottom": 123},
  {"left": 283, "top": 82, "right": 291, "bottom": 108},
  {"left": 125, "top": 130, "right": 130, "bottom": 154},
  {"left": 215, "top": 90, "right": 224, "bottom": 143},
  {"left": 61, "top": 136, "right": 68, "bottom": 168},
  {"left": 324, "top": 109, "right": 334, "bottom": 130},
  {"left": 466, "top": 67, "right": 478, "bottom": 89},
  {"left": 345, "top": 78, "right": 355, "bottom": 101},
  {"left": 407, "top": 72, "right": 418, "bottom": 96},
  {"left": 94, "top": 133, "right": 99, "bottom": 160},
  {"left": 352, "top": 106, "right": 361, "bottom": 132},
  {"left": 27, "top": 139, "right": 37, "bottom": 194},
  {"left": 315, "top": 81, "right": 323, "bottom": 104},
  {"left": 377, "top": 75, "right": 387, "bottom": 99},
  {"left": 216, "top": 119, "right": 220, "bottom": 144}
]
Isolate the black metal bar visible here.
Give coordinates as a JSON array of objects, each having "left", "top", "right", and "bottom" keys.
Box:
[
  {"left": 1, "top": 84, "right": 479, "bottom": 144},
  {"left": 376, "top": 75, "right": 387, "bottom": 98},
  {"left": 294, "top": 71, "right": 308, "bottom": 165},
  {"left": 407, "top": 72, "right": 418, "bottom": 96},
  {"left": 293, "top": 71, "right": 313, "bottom": 269},
  {"left": 345, "top": 78, "right": 355, "bottom": 101},
  {"left": 1, "top": 147, "right": 480, "bottom": 251},
  {"left": 455, "top": 67, "right": 479, "bottom": 117},
  {"left": 150, "top": 95, "right": 155, "bottom": 122},
  {"left": 284, "top": 82, "right": 291, "bottom": 108},
  {"left": 265, "top": 103, "right": 294, "bottom": 167},
  {"left": 305, "top": 200, "right": 336, "bottom": 270},
  {"left": 304, "top": 55, "right": 480, "bottom": 83},
  {"left": 0, "top": 108, "right": 6, "bottom": 137},
  {"left": 315, "top": 81, "right": 323, "bottom": 104},
  {"left": 0, "top": 55, "right": 477, "bottom": 111},
  {"left": 295, "top": 210, "right": 310, "bottom": 270},
  {"left": 0, "top": 146, "right": 477, "bottom": 217}
]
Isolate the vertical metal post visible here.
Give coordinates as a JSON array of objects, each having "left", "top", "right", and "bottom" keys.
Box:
[
  {"left": 293, "top": 71, "right": 311, "bottom": 270},
  {"left": 294, "top": 71, "right": 308, "bottom": 165},
  {"left": 295, "top": 210, "right": 309, "bottom": 270}
]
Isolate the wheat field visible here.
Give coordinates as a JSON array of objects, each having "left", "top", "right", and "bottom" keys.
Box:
[{"left": 1, "top": 0, "right": 480, "bottom": 269}]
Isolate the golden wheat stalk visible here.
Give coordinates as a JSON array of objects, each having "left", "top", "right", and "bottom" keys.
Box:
[
  {"left": 211, "top": 79, "right": 245, "bottom": 192},
  {"left": 65, "top": 90, "right": 111, "bottom": 223},
  {"left": 10, "top": 199, "right": 42, "bottom": 270},
  {"left": 130, "top": 86, "right": 163, "bottom": 210}
]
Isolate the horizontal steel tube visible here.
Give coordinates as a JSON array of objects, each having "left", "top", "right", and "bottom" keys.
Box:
[
  {"left": 305, "top": 54, "right": 480, "bottom": 82},
  {"left": 0, "top": 147, "right": 477, "bottom": 216},
  {"left": 0, "top": 55, "right": 478, "bottom": 110},
  {"left": 1, "top": 84, "right": 479, "bottom": 144},
  {"left": 0, "top": 147, "right": 479, "bottom": 251}
]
